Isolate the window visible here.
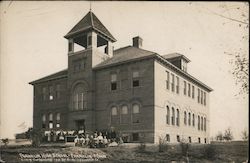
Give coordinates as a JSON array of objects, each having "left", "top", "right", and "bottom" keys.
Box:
[
  {"left": 166, "top": 71, "right": 170, "bottom": 90},
  {"left": 74, "top": 92, "right": 87, "bottom": 110},
  {"left": 49, "top": 113, "right": 53, "bottom": 129},
  {"left": 201, "top": 117, "right": 203, "bottom": 131},
  {"left": 73, "top": 94, "right": 78, "bottom": 110},
  {"left": 184, "top": 81, "right": 187, "bottom": 95},
  {"left": 177, "top": 135, "right": 180, "bottom": 142},
  {"left": 111, "top": 107, "right": 118, "bottom": 116},
  {"left": 110, "top": 74, "right": 117, "bottom": 90},
  {"left": 42, "top": 114, "right": 46, "bottom": 128},
  {"left": 121, "top": 105, "right": 129, "bottom": 124},
  {"left": 132, "top": 71, "right": 140, "bottom": 87},
  {"left": 198, "top": 137, "right": 201, "bottom": 143},
  {"left": 197, "top": 88, "right": 200, "bottom": 103},
  {"left": 166, "top": 106, "right": 170, "bottom": 125},
  {"left": 56, "top": 113, "right": 60, "bottom": 121},
  {"left": 171, "top": 74, "right": 175, "bottom": 92},
  {"left": 204, "top": 92, "right": 206, "bottom": 106},
  {"left": 42, "top": 87, "right": 47, "bottom": 101},
  {"left": 176, "top": 109, "right": 180, "bottom": 126},
  {"left": 73, "top": 59, "right": 85, "bottom": 72},
  {"left": 72, "top": 84, "right": 87, "bottom": 110},
  {"left": 132, "top": 104, "right": 140, "bottom": 123},
  {"left": 184, "top": 111, "right": 187, "bottom": 125},
  {"left": 88, "top": 35, "right": 92, "bottom": 46},
  {"left": 188, "top": 83, "right": 191, "bottom": 97},
  {"left": 188, "top": 112, "right": 191, "bottom": 126},
  {"left": 192, "top": 85, "right": 195, "bottom": 99},
  {"left": 56, "top": 113, "right": 60, "bottom": 128},
  {"left": 198, "top": 116, "right": 200, "bottom": 130},
  {"left": 176, "top": 76, "right": 179, "bottom": 94},
  {"left": 166, "top": 134, "right": 170, "bottom": 142},
  {"left": 201, "top": 90, "right": 203, "bottom": 104},
  {"left": 49, "top": 86, "right": 54, "bottom": 100},
  {"left": 132, "top": 104, "right": 140, "bottom": 114},
  {"left": 49, "top": 122, "right": 53, "bottom": 129},
  {"left": 132, "top": 133, "right": 139, "bottom": 141},
  {"left": 171, "top": 107, "right": 175, "bottom": 125},
  {"left": 204, "top": 117, "right": 206, "bottom": 131},
  {"left": 69, "top": 42, "right": 73, "bottom": 52},
  {"left": 49, "top": 113, "right": 53, "bottom": 121},
  {"left": 42, "top": 114, "right": 46, "bottom": 123},
  {"left": 121, "top": 105, "right": 128, "bottom": 114},
  {"left": 204, "top": 138, "right": 207, "bottom": 144},
  {"left": 111, "top": 106, "right": 119, "bottom": 124},
  {"left": 56, "top": 84, "right": 61, "bottom": 99},
  {"left": 188, "top": 137, "right": 192, "bottom": 143},
  {"left": 192, "top": 114, "right": 195, "bottom": 126},
  {"left": 74, "top": 62, "right": 81, "bottom": 72},
  {"left": 78, "top": 93, "right": 87, "bottom": 110}
]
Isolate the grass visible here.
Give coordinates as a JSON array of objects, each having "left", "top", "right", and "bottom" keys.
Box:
[{"left": 0, "top": 141, "right": 248, "bottom": 162}]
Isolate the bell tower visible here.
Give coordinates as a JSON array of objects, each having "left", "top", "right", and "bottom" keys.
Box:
[{"left": 64, "top": 11, "right": 116, "bottom": 132}]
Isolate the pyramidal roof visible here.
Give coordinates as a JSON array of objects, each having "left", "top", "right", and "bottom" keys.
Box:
[{"left": 64, "top": 11, "right": 116, "bottom": 42}]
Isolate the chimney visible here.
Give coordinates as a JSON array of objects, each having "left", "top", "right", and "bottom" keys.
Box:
[{"left": 133, "top": 36, "right": 143, "bottom": 48}]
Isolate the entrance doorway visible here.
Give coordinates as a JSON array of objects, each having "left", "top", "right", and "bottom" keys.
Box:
[{"left": 75, "top": 120, "right": 85, "bottom": 133}]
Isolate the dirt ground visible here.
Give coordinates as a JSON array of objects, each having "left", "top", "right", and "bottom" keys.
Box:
[{"left": 0, "top": 140, "right": 248, "bottom": 163}]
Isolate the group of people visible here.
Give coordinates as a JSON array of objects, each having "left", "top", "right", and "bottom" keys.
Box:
[
  {"left": 74, "top": 132, "right": 109, "bottom": 148},
  {"left": 43, "top": 129, "right": 123, "bottom": 148}
]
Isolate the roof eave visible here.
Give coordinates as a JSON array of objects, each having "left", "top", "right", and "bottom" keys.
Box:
[
  {"left": 93, "top": 54, "right": 156, "bottom": 70},
  {"left": 29, "top": 75, "right": 67, "bottom": 85},
  {"left": 156, "top": 55, "right": 213, "bottom": 92}
]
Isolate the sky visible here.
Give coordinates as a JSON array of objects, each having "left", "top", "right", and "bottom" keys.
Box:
[{"left": 0, "top": 1, "right": 249, "bottom": 140}]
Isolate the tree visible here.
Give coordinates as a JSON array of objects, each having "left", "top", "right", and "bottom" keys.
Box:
[
  {"left": 213, "top": 3, "right": 249, "bottom": 96},
  {"left": 216, "top": 131, "right": 223, "bottom": 141},
  {"left": 1, "top": 138, "right": 9, "bottom": 146},
  {"left": 192, "top": 2, "right": 249, "bottom": 96},
  {"left": 241, "top": 129, "right": 248, "bottom": 141},
  {"left": 223, "top": 127, "right": 233, "bottom": 141},
  {"left": 27, "top": 128, "right": 42, "bottom": 147}
]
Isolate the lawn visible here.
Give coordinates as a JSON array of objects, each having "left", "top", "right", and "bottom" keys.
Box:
[{"left": 0, "top": 141, "right": 248, "bottom": 162}]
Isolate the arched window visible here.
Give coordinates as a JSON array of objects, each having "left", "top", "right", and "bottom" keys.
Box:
[
  {"left": 56, "top": 113, "right": 60, "bottom": 121},
  {"left": 111, "top": 106, "right": 118, "bottom": 116},
  {"left": 132, "top": 104, "right": 140, "bottom": 114},
  {"left": 56, "top": 113, "right": 61, "bottom": 128},
  {"left": 132, "top": 104, "right": 140, "bottom": 123},
  {"left": 188, "top": 112, "right": 191, "bottom": 126},
  {"left": 42, "top": 114, "right": 46, "bottom": 128},
  {"left": 49, "top": 113, "right": 53, "bottom": 121},
  {"left": 166, "top": 106, "right": 170, "bottom": 125},
  {"left": 176, "top": 109, "right": 180, "bottom": 126},
  {"left": 121, "top": 105, "right": 129, "bottom": 124},
  {"left": 111, "top": 106, "right": 119, "bottom": 124},
  {"left": 42, "top": 114, "right": 46, "bottom": 123},
  {"left": 121, "top": 105, "right": 128, "bottom": 114},
  {"left": 72, "top": 84, "right": 87, "bottom": 110},
  {"left": 49, "top": 113, "right": 53, "bottom": 129},
  {"left": 184, "top": 111, "right": 187, "bottom": 125},
  {"left": 198, "top": 116, "right": 200, "bottom": 130},
  {"left": 204, "top": 117, "right": 206, "bottom": 131},
  {"left": 192, "top": 114, "right": 195, "bottom": 126},
  {"left": 171, "top": 107, "right": 175, "bottom": 125},
  {"left": 201, "top": 117, "right": 203, "bottom": 131}
]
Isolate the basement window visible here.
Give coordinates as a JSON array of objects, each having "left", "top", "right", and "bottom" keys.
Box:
[
  {"left": 177, "top": 135, "right": 180, "bottom": 142},
  {"left": 166, "top": 134, "right": 170, "bottom": 142},
  {"left": 132, "top": 133, "right": 139, "bottom": 141}
]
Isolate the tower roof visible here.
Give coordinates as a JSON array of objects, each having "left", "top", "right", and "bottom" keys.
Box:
[{"left": 64, "top": 11, "right": 116, "bottom": 42}]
